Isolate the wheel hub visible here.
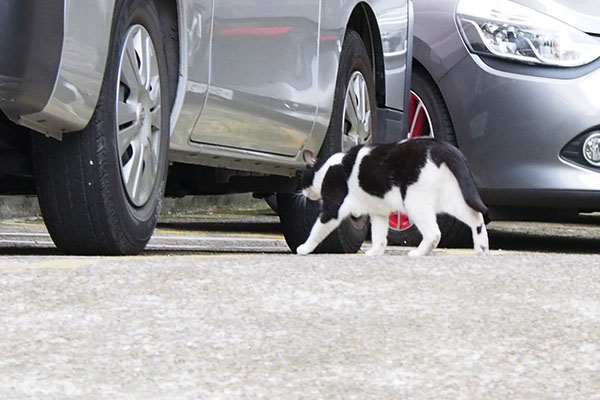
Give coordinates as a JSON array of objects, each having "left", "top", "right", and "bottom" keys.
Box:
[{"left": 135, "top": 104, "right": 145, "bottom": 126}]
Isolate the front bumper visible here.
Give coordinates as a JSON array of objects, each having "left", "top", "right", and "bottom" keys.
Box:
[
  {"left": 440, "top": 53, "right": 600, "bottom": 209},
  {"left": 0, "top": 0, "right": 64, "bottom": 119}
]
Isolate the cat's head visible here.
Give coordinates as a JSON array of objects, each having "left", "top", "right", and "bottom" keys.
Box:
[{"left": 300, "top": 150, "right": 322, "bottom": 201}]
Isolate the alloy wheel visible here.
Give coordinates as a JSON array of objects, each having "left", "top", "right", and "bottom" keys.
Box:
[
  {"left": 342, "top": 71, "right": 372, "bottom": 152},
  {"left": 116, "top": 24, "right": 162, "bottom": 207},
  {"left": 342, "top": 70, "right": 373, "bottom": 230}
]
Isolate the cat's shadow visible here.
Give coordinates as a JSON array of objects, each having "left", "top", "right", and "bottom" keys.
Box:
[{"left": 487, "top": 228, "right": 600, "bottom": 254}]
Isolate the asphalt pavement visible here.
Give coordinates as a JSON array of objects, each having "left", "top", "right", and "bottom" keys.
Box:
[{"left": 1, "top": 211, "right": 600, "bottom": 399}]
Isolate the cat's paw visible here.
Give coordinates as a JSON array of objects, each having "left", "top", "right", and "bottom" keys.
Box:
[
  {"left": 296, "top": 244, "right": 311, "bottom": 256},
  {"left": 474, "top": 245, "right": 489, "bottom": 255},
  {"left": 366, "top": 247, "right": 385, "bottom": 256},
  {"left": 408, "top": 249, "right": 425, "bottom": 258}
]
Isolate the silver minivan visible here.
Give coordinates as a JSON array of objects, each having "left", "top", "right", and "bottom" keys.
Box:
[{"left": 0, "top": 0, "right": 414, "bottom": 255}]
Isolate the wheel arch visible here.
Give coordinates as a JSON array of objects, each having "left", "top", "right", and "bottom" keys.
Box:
[
  {"left": 411, "top": 58, "right": 458, "bottom": 144},
  {"left": 411, "top": 58, "right": 440, "bottom": 100},
  {"left": 345, "top": 1, "right": 413, "bottom": 144},
  {"left": 154, "top": 0, "right": 180, "bottom": 111},
  {"left": 7, "top": 0, "right": 118, "bottom": 139},
  {"left": 346, "top": 3, "right": 386, "bottom": 109}
]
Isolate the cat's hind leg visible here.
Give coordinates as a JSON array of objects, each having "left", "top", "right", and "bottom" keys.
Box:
[
  {"left": 472, "top": 221, "right": 489, "bottom": 254},
  {"left": 405, "top": 204, "right": 441, "bottom": 258},
  {"left": 366, "top": 214, "right": 388, "bottom": 256},
  {"left": 443, "top": 202, "right": 489, "bottom": 254}
]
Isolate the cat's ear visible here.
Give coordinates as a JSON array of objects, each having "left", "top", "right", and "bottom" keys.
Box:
[{"left": 303, "top": 150, "right": 317, "bottom": 167}]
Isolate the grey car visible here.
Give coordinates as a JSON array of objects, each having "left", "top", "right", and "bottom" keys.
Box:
[
  {"left": 0, "top": 0, "right": 413, "bottom": 255},
  {"left": 387, "top": 0, "right": 600, "bottom": 246}
]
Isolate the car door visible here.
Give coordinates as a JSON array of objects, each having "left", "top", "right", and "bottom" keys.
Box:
[{"left": 190, "top": 0, "right": 320, "bottom": 156}]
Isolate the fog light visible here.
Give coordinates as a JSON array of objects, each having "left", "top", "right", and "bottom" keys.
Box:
[{"left": 583, "top": 133, "right": 600, "bottom": 167}]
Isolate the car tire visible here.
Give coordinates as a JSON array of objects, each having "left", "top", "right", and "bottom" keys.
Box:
[
  {"left": 33, "top": 0, "right": 170, "bottom": 255},
  {"left": 387, "top": 67, "right": 472, "bottom": 248},
  {"left": 278, "top": 30, "right": 375, "bottom": 254}
]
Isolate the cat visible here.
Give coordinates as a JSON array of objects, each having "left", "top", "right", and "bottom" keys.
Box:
[{"left": 296, "top": 137, "right": 489, "bottom": 257}]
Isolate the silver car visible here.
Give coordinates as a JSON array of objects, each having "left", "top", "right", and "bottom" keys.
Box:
[
  {"left": 388, "top": 0, "right": 600, "bottom": 246},
  {"left": 0, "top": 0, "right": 413, "bottom": 255}
]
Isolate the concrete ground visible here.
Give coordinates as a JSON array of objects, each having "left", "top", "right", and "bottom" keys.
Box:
[{"left": 1, "top": 206, "right": 600, "bottom": 399}]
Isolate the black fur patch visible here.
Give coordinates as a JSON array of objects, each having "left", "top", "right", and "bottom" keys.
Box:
[
  {"left": 342, "top": 145, "right": 363, "bottom": 177},
  {"left": 300, "top": 168, "right": 316, "bottom": 190},
  {"left": 300, "top": 155, "right": 330, "bottom": 190},
  {"left": 359, "top": 141, "right": 428, "bottom": 199},
  {"left": 476, "top": 225, "right": 483, "bottom": 235},
  {"left": 428, "top": 139, "right": 487, "bottom": 215},
  {"left": 319, "top": 165, "right": 348, "bottom": 223}
]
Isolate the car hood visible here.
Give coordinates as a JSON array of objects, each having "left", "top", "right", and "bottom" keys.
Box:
[{"left": 511, "top": 0, "right": 600, "bottom": 34}]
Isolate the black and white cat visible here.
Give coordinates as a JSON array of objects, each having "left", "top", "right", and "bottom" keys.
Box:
[{"left": 297, "top": 137, "right": 489, "bottom": 257}]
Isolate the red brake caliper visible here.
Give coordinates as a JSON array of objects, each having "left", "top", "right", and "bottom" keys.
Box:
[
  {"left": 389, "top": 91, "right": 424, "bottom": 232},
  {"left": 389, "top": 212, "right": 411, "bottom": 231}
]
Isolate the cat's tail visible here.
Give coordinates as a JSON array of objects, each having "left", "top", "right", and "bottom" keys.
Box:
[{"left": 435, "top": 144, "right": 490, "bottom": 223}]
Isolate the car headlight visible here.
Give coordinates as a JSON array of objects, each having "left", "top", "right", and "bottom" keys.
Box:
[{"left": 456, "top": 0, "right": 600, "bottom": 67}]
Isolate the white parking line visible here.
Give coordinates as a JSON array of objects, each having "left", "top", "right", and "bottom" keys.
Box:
[
  {"left": 150, "top": 234, "right": 284, "bottom": 242},
  {"left": 0, "top": 231, "right": 289, "bottom": 252},
  {"left": 0, "top": 232, "right": 49, "bottom": 237},
  {"left": 0, "top": 239, "right": 55, "bottom": 246},
  {"left": 145, "top": 244, "right": 287, "bottom": 252},
  {"left": 0, "top": 231, "right": 284, "bottom": 243}
]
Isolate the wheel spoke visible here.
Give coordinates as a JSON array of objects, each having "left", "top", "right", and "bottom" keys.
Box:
[
  {"left": 150, "top": 135, "right": 160, "bottom": 174},
  {"left": 121, "top": 39, "right": 142, "bottom": 91},
  {"left": 351, "top": 78, "right": 362, "bottom": 122},
  {"left": 147, "top": 36, "right": 160, "bottom": 83},
  {"left": 409, "top": 102, "right": 424, "bottom": 137},
  {"left": 389, "top": 211, "right": 413, "bottom": 231},
  {"left": 140, "top": 139, "right": 156, "bottom": 193},
  {"left": 131, "top": 28, "right": 147, "bottom": 88},
  {"left": 142, "top": 33, "right": 153, "bottom": 90},
  {"left": 361, "top": 109, "right": 371, "bottom": 140},
  {"left": 150, "top": 104, "right": 162, "bottom": 130},
  {"left": 122, "top": 140, "right": 143, "bottom": 202},
  {"left": 344, "top": 94, "right": 359, "bottom": 129},
  {"left": 408, "top": 91, "right": 433, "bottom": 139},
  {"left": 118, "top": 123, "right": 138, "bottom": 157},
  {"left": 117, "top": 101, "right": 137, "bottom": 127},
  {"left": 149, "top": 77, "right": 161, "bottom": 108},
  {"left": 342, "top": 133, "right": 357, "bottom": 150},
  {"left": 358, "top": 76, "right": 367, "bottom": 124}
]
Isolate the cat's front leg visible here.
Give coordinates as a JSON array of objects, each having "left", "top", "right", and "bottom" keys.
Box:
[
  {"left": 296, "top": 218, "right": 342, "bottom": 255},
  {"left": 365, "top": 214, "right": 388, "bottom": 256},
  {"left": 405, "top": 204, "right": 441, "bottom": 258}
]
